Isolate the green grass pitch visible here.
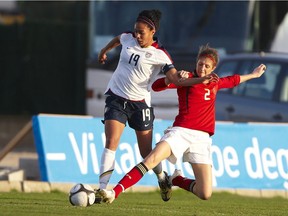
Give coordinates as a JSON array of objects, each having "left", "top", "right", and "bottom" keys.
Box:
[{"left": 0, "top": 189, "right": 286, "bottom": 216}]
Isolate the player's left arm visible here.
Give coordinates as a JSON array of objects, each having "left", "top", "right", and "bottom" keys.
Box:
[{"left": 239, "top": 64, "right": 266, "bottom": 83}]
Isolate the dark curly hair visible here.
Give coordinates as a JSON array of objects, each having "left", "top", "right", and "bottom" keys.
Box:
[{"left": 136, "top": 9, "right": 162, "bottom": 31}]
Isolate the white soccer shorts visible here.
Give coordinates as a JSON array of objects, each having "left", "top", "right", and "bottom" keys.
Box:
[{"left": 160, "top": 126, "right": 212, "bottom": 165}]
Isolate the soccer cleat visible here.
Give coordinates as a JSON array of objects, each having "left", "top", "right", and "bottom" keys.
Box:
[
  {"left": 94, "top": 189, "right": 103, "bottom": 204},
  {"left": 169, "top": 169, "right": 183, "bottom": 186},
  {"left": 99, "top": 189, "right": 115, "bottom": 204},
  {"left": 158, "top": 171, "right": 172, "bottom": 202}
]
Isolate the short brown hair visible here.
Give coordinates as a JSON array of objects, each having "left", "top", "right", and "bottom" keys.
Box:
[{"left": 197, "top": 44, "right": 219, "bottom": 66}]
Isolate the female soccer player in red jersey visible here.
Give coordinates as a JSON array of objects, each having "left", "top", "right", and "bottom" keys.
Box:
[{"left": 98, "top": 44, "right": 266, "bottom": 203}]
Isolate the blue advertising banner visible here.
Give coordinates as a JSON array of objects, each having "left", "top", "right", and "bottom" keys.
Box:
[
  {"left": 32, "top": 114, "right": 288, "bottom": 190},
  {"left": 212, "top": 122, "right": 288, "bottom": 190}
]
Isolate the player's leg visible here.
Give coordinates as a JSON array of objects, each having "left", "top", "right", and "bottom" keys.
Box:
[
  {"left": 136, "top": 129, "right": 171, "bottom": 201},
  {"left": 136, "top": 129, "right": 168, "bottom": 180},
  {"left": 131, "top": 103, "right": 171, "bottom": 201},
  {"left": 95, "top": 119, "right": 125, "bottom": 204},
  {"left": 170, "top": 163, "right": 212, "bottom": 200},
  {"left": 190, "top": 163, "right": 212, "bottom": 200},
  {"left": 100, "top": 140, "right": 172, "bottom": 203},
  {"left": 95, "top": 95, "right": 127, "bottom": 204},
  {"left": 99, "top": 119, "right": 125, "bottom": 189},
  {"left": 128, "top": 105, "right": 160, "bottom": 175},
  {"left": 170, "top": 129, "right": 213, "bottom": 200}
]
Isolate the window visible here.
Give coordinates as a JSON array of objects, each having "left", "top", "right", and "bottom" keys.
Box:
[
  {"left": 217, "top": 61, "right": 238, "bottom": 92},
  {"left": 280, "top": 67, "right": 288, "bottom": 103},
  {"left": 233, "top": 61, "right": 281, "bottom": 100},
  {"left": 246, "top": 62, "right": 280, "bottom": 99},
  {"left": 90, "top": 1, "right": 252, "bottom": 59},
  {"left": 217, "top": 61, "right": 238, "bottom": 77},
  {"left": 217, "top": 59, "right": 283, "bottom": 101},
  {"left": 231, "top": 60, "right": 252, "bottom": 95}
]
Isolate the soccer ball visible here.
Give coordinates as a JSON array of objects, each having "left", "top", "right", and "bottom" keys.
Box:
[{"left": 69, "top": 183, "right": 96, "bottom": 207}]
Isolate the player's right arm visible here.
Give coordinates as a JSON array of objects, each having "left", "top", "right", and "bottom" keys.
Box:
[
  {"left": 152, "top": 77, "right": 177, "bottom": 92},
  {"left": 152, "top": 70, "right": 197, "bottom": 91},
  {"left": 165, "top": 68, "right": 218, "bottom": 86},
  {"left": 98, "top": 35, "right": 121, "bottom": 64}
]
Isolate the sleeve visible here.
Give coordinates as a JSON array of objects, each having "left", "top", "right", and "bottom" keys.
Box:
[
  {"left": 152, "top": 77, "right": 177, "bottom": 92},
  {"left": 218, "top": 74, "right": 241, "bottom": 89},
  {"left": 156, "top": 48, "right": 175, "bottom": 74},
  {"left": 120, "top": 32, "right": 134, "bottom": 44}
]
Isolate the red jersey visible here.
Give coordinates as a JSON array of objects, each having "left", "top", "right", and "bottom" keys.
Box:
[{"left": 152, "top": 73, "right": 240, "bottom": 136}]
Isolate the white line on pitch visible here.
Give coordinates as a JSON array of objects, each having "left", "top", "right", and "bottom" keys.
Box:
[{"left": 46, "top": 153, "right": 66, "bottom": 160}]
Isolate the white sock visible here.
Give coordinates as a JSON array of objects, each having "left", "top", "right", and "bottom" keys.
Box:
[
  {"left": 156, "top": 171, "right": 166, "bottom": 181},
  {"left": 153, "top": 162, "right": 165, "bottom": 181},
  {"left": 99, "top": 148, "right": 116, "bottom": 189}
]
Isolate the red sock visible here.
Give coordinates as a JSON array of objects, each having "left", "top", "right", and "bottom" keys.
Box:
[
  {"left": 113, "top": 162, "right": 148, "bottom": 198},
  {"left": 172, "top": 176, "right": 195, "bottom": 192}
]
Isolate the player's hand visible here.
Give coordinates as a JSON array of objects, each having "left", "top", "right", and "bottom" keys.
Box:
[
  {"left": 252, "top": 64, "right": 266, "bottom": 78},
  {"left": 178, "top": 70, "right": 190, "bottom": 82},
  {"left": 203, "top": 73, "right": 219, "bottom": 84},
  {"left": 210, "top": 73, "right": 219, "bottom": 82},
  {"left": 98, "top": 50, "right": 108, "bottom": 64}
]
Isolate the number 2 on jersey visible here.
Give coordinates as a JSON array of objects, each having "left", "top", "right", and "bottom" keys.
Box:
[
  {"left": 129, "top": 53, "right": 140, "bottom": 66},
  {"left": 204, "top": 89, "right": 211, "bottom": 100}
]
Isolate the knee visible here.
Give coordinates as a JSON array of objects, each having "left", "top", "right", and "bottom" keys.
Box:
[
  {"left": 194, "top": 185, "right": 212, "bottom": 200},
  {"left": 142, "top": 155, "right": 158, "bottom": 170},
  {"left": 197, "top": 191, "right": 212, "bottom": 200}
]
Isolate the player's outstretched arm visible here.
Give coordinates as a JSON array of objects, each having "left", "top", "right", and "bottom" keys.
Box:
[
  {"left": 239, "top": 64, "right": 266, "bottom": 83},
  {"left": 98, "top": 35, "right": 121, "bottom": 64}
]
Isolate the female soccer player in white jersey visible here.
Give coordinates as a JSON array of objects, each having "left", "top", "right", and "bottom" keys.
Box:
[
  {"left": 98, "top": 44, "right": 266, "bottom": 203},
  {"left": 95, "top": 9, "right": 203, "bottom": 203}
]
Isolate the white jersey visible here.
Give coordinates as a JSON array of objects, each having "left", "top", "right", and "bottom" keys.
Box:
[{"left": 106, "top": 32, "right": 173, "bottom": 106}]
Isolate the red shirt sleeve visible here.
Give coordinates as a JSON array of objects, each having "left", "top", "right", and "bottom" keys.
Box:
[
  {"left": 152, "top": 77, "right": 178, "bottom": 91},
  {"left": 218, "top": 74, "right": 241, "bottom": 89},
  {"left": 152, "top": 71, "right": 194, "bottom": 92}
]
